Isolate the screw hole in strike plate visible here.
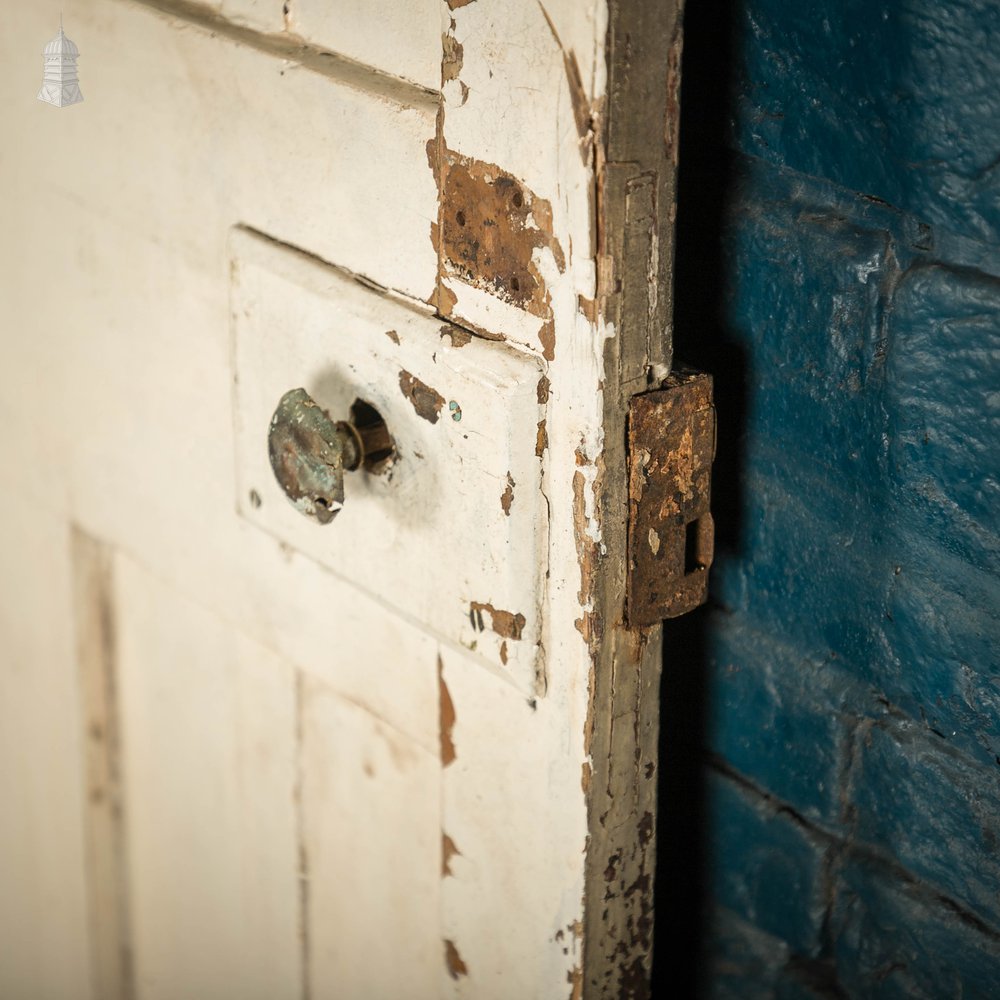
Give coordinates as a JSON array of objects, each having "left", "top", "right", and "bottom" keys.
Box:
[
  {"left": 350, "top": 398, "right": 395, "bottom": 474},
  {"left": 684, "top": 517, "right": 705, "bottom": 575}
]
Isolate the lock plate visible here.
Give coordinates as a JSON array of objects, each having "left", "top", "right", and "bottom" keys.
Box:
[{"left": 627, "top": 372, "right": 715, "bottom": 625}]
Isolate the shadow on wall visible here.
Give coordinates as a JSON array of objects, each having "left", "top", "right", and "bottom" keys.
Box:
[{"left": 653, "top": 0, "right": 744, "bottom": 994}]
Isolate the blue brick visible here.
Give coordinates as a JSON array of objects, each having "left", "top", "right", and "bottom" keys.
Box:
[
  {"left": 710, "top": 464, "right": 896, "bottom": 683},
  {"left": 710, "top": 171, "right": 1000, "bottom": 791},
  {"left": 707, "top": 771, "right": 827, "bottom": 956},
  {"left": 706, "top": 617, "right": 874, "bottom": 825},
  {"left": 704, "top": 906, "right": 790, "bottom": 1000},
  {"left": 831, "top": 860, "right": 1000, "bottom": 998},
  {"left": 723, "top": 187, "right": 895, "bottom": 486},
  {"left": 732, "top": 0, "right": 1000, "bottom": 242},
  {"left": 706, "top": 906, "right": 847, "bottom": 1000},
  {"left": 878, "top": 553, "right": 1000, "bottom": 767},
  {"left": 885, "top": 263, "right": 1000, "bottom": 567},
  {"left": 848, "top": 719, "right": 1000, "bottom": 929}
]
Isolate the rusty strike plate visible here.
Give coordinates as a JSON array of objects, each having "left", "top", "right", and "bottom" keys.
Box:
[{"left": 627, "top": 372, "right": 715, "bottom": 626}]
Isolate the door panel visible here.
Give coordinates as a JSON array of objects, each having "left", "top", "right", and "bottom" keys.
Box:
[
  {"left": 215, "top": 0, "right": 444, "bottom": 91},
  {"left": 115, "top": 557, "right": 301, "bottom": 1000},
  {"left": 438, "top": 646, "right": 587, "bottom": 998},
  {"left": 232, "top": 227, "right": 547, "bottom": 696},
  {"left": 289, "top": 0, "right": 443, "bottom": 92},
  {"left": 0, "top": 497, "right": 92, "bottom": 1000},
  {"left": 300, "top": 678, "right": 441, "bottom": 1000}
]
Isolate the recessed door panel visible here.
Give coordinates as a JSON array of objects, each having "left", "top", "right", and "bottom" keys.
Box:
[{"left": 232, "top": 228, "right": 547, "bottom": 696}]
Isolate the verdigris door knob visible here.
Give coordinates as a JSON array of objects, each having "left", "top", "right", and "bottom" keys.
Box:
[{"left": 268, "top": 388, "right": 390, "bottom": 524}]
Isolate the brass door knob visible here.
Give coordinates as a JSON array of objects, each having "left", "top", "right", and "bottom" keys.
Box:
[{"left": 268, "top": 388, "right": 390, "bottom": 523}]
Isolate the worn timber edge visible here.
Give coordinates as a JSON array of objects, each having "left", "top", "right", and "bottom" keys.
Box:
[{"left": 582, "top": 1, "right": 685, "bottom": 997}]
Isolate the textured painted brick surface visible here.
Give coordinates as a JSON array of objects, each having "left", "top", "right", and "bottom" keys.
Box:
[
  {"left": 712, "top": 177, "right": 1000, "bottom": 768},
  {"left": 705, "top": 908, "right": 842, "bottom": 1000},
  {"left": 848, "top": 719, "right": 1000, "bottom": 929},
  {"left": 705, "top": 908, "right": 790, "bottom": 1000},
  {"left": 733, "top": 0, "right": 1000, "bottom": 243},
  {"left": 887, "top": 264, "right": 1000, "bottom": 545},
  {"left": 830, "top": 861, "right": 1000, "bottom": 999},
  {"left": 878, "top": 553, "right": 1000, "bottom": 767},
  {"left": 694, "top": 0, "right": 1000, "bottom": 993},
  {"left": 707, "top": 772, "right": 827, "bottom": 956},
  {"left": 706, "top": 622, "right": 870, "bottom": 826}
]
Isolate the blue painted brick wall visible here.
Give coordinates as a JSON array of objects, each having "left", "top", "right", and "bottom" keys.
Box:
[{"left": 680, "top": 0, "right": 1000, "bottom": 993}]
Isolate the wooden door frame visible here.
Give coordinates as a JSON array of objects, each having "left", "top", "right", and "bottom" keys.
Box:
[{"left": 583, "top": 2, "right": 685, "bottom": 995}]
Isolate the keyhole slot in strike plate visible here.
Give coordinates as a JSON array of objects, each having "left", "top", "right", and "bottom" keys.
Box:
[{"left": 684, "top": 517, "right": 708, "bottom": 576}]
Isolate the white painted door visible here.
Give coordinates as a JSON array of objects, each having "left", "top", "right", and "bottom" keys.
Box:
[{"left": 0, "top": 1, "right": 684, "bottom": 998}]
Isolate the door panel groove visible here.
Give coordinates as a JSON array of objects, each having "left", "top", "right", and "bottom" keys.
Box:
[
  {"left": 122, "top": 0, "right": 440, "bottom": 110},
  {"left": 72, "top": 527, "right": 136, "bottom": 1000}
]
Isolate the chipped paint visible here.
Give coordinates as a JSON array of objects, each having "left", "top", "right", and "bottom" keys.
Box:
[
  {"left": 384, "top": 329, "right": 400, "bottom": 345},
  {"left": 539, "top": 318, "right": 557, "bottom": 362},
  {"left": 440, "top": 324, "right": 471, "bottom": 348},
  {"left": 563, "top": 917, "right": 586, "bottom": 999},
  {"left": 501, "top": 472, "right": 515, "bottom": 516},
  {"left": 442, "top": 33, "right": 463, "bottom": 83},
  {"left": 571, "top": 463, "right": 602, "bottom": 648},
  {"left": 469, "top": 602, "right": 526, "bottom": 641},
  {"left": 449, "top": 400, "right": 462, "bottom": 422},
  {"left": 568, "top": 966, "right": 583, "bottom": 1000},
  {"left": 442, "top": 834, "right": 460, "bottom": 877},
  {"left": 398, "top": 370, "right": 446, "bottom": 424},
  {"left": 578, "top": 295, "right": 598, "bottom": 323},
  {"left": 428, "top": 282, "right": 458, "bottom": 317},
  {"left": 2, "top": 1, "right": 681, "bottom": 998},
  {"left": 444, "top": 939, "right": 469, "bottom": 980},
  {"left": 426, "top": 1, "right": 677, "bottom": 995},
  {"left": 438, "top": 656, "right": 456, "bottom": 767},
  {"left": 580, "top": 1, "right": 686, "bottom": 992},
  {"left": 426, "top": 144, "right": 565, "bottom": 324},
  {"left": 538, "top": 2, "right": 594, "bottom": 155},
  {"left": 535, "top": 419, "right": 548, "bottom": 458},
  {"left": 499, "top": 641, "right": 509, "bottom": 666}
]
